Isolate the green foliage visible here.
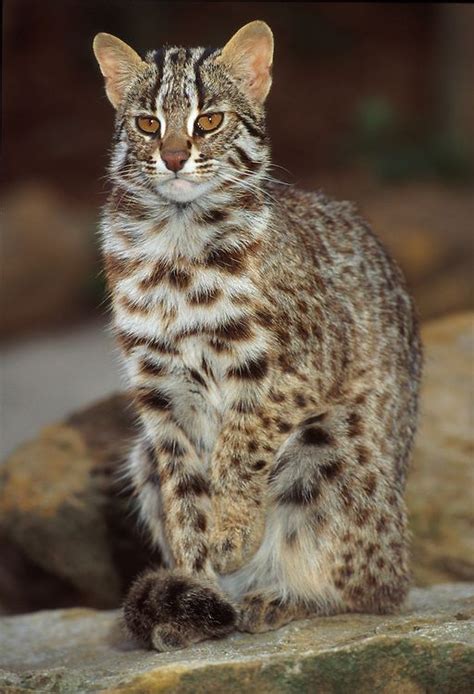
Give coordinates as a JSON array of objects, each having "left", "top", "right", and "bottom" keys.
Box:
[{"left": 347, "top": 96, "right": 473, "bottom": 183}]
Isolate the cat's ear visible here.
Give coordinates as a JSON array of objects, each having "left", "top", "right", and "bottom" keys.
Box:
[
  {"left": 218, "top": 21, "right": 274, "bottom": 104},
  {"left": 93, "top": 33, "right": 145, "bottom": 108}
]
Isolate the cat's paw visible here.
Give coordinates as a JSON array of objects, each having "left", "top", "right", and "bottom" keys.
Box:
[
  {"left": 238, "top": 592, "right": 308, "bottom": 633},
  {"left": 210, "top": 526, "right": 260, "bottom": 574},
  {"left": 123, "top": 569, "right": 237, "bottom": 651}
]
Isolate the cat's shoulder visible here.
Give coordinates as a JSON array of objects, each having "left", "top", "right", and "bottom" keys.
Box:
[{"left": 268, "top": 183, "right": 372, "bottom": 235}]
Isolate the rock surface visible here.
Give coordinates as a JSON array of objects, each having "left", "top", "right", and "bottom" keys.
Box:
[
  {"left": 407, "top": 312, "right": 474, "bottom": 585},
  {"left": 0, "top": 583, "right": 473, "bottom": 693},
  {"left": 0, "top": 312, "right": 472, "bottom": 613}
]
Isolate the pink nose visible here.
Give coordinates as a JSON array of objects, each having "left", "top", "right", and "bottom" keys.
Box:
[{"left": 161, "top": 149, "right": 189, "bottom": 173}]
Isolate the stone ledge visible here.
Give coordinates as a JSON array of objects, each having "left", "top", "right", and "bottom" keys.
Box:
[{"left": 0, "top": 583, "right": 473, "bottom": 693}]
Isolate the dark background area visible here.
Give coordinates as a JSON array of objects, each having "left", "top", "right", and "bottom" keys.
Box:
[{"left": 1, "top": 1, "right": 473, "bottom": 455}]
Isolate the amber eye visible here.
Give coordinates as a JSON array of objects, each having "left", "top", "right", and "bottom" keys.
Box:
[
  {"left": 136, "top": 116, "right": 160, "bottom": 135},
  {"left": 195, "top": 112, "right": 223, "bottom": 134}
]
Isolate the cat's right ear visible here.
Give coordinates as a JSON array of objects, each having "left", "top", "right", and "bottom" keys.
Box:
[{"left": 93, "top": 33, "right": 144, "bottom": 108}]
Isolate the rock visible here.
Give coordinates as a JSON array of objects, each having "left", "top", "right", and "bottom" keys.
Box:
[
  {"left": 0, "top": 184, "right": 98, "bottom": 339},
  {"left": 407, "top": 312, "right": 474, "bottom": 585},
  {"left": 0, "top": 396, "right": 158, "bottom": 613},
  {"left": 0, "top": 313, "right": 472, "bottom": 613},
  {"left": 0, "top": 583, "right": 473, "bottom": 693}
]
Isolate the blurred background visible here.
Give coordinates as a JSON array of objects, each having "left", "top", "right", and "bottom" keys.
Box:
[{"left": 1, "top": 1, "right": 473, "bottom": 457}]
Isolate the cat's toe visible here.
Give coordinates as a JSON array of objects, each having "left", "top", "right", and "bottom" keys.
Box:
[{"left": 124, "top": 569, "right": 237, "bottom": 651}]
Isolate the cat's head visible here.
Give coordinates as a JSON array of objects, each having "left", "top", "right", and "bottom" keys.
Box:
[{"left": 93, "top": 21, "right": 273, "bottom": 204}]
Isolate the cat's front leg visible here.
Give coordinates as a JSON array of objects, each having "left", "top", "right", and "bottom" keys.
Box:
[
  {"left": 123, "top": 377, "right": 237, "bottom": 649},
  {"left": 210, "top": 407, "right": 275, "bottom": 574}
]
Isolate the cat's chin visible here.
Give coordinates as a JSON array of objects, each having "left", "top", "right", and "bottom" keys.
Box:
[{"left": 157, "top": 178, "right": 213, "bottom": 204}]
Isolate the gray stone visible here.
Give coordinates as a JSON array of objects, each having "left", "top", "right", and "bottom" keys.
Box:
[{"left": 0, "top": 583, "right": 473, "bottom": 693}]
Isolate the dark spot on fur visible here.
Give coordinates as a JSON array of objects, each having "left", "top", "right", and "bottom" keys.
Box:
[
  {"left": 205, "top": 244, "right": 245, "bottom": 273},
  {"left": 252, "top": 459, "right": 267, "bottom": 471},
  {"left": 168, "top": 267, "right": 191, "bottom": 289},
  {"left": 270, "top": 390, "right": 285, "bottom": 403},
  {"left": 293, "top": 392, "right": 307, "bottom": 408},
  {"left": 189, "top": 369, "right": 207, "bottom": 387},
  {"left": 302, "top": 426, "right": 334, "bottom": 446},
  {"left": 363, "top": 472, "right": 377, "bottom": 496},
  {"left": 356, "top": 444, "right": 370, "bottom": 466},
  {"left": 347, "top": 412, "right": 363, "bottom": 437},
  {"left": 201, "top": 208, "right": 228, "bottom": 225},
  {"left": 139, "top": 356, "right": 167, "bottom": 377},
  {"left": 277, "top": 479, "right": 320, "bottom": 506},
  {"left": 276, "top": 420, "right": 292, "bottom": 433},
  {"left": 136, "top": 387, "right": 173, "bottom": 411},
  {"left": 192, "top": 547, "right": 208, "bottom": 572},
  {"left": 247, "top": 439, "right": 259, "bottom": 453},
  {"left": 139, "top": 260, "right": 170, "bottom": 290},
  {"left": 227, "top": 354, "right": 268, "bottom": 380},
  {"left": 175, "top": 473, "right": 209, "bottom": 498},
  {"left": 188, "top": 286, "right": 222, "bottom": 305},
  {"left": 300, "top": 413, "right": 326, "bottom": 426},
  {"left": 254, "top": 306, "right": 273, "bottom": 328},
  {"left": 160, "top": 439, "right": 186, "bottom": 458},
  {"left": 320, "top": 458, "right": 343, "bottom": 480},
  {"left": 215, "top": 317, "right": 253, "bottom": 341}
]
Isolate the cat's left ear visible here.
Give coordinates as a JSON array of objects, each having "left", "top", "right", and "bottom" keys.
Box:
[
  {"left": 218, "top": 21, "right": 274, "bottom": 104},
  {"left": 93, "top": 33, "right": 145, "bottom": 108}
]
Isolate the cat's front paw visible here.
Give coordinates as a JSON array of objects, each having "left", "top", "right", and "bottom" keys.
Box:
[
  {"left": 210, "top": 526, "right": 261, "bottom": 574},
  {"left": 123, "top": 569, "right": 236, "bottom": 651}
]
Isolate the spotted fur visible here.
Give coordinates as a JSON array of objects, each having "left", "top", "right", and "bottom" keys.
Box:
[{"left": 94, "top": 21, "right": 422, "bottom": 650}]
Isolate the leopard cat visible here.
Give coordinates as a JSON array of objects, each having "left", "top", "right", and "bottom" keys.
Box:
[{"left": 93, "top": 21, "right": 422, "bottom": 651}]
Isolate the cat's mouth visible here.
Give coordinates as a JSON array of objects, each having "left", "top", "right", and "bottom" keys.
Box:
[{"left": 157, "top": 174, "right": 215, "bottom": 204}]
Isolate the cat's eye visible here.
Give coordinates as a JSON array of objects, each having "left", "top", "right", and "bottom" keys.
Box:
[
  {"left": 136, "top": 116, "right": 160, "bottom": 135},
  {"left": 195, "top": 112, "right": 223, "bottom": 134}
]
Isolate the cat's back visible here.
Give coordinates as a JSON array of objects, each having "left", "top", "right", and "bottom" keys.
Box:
[
  {"left": 263, "top": 184, "right": 421, "bottom": 380},
  {"left": 267, "top": 183, "right": 410, "bottom": 310}
]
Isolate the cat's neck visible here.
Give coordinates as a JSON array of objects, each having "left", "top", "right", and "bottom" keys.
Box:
[{"left": 103, "top": 179, "right": 272, "bottom": 264}]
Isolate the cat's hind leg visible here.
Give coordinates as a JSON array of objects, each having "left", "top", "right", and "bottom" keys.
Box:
[{"left": 225, "top": 402, "right": 410, "bottom": 633}]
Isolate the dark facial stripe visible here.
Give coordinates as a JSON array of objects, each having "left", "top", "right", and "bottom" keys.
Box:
[
  {"left": 240, "top": 115, "right": 266, "bottom": 141},
  {"left": 150, "top": 49, "right": 164, "bottom": 111},
  {"left": 194, "top": 46, "right": 218, "bottom": 110},
  {"left": 234, "top": 145, "right": 261, "bottom": 172}
]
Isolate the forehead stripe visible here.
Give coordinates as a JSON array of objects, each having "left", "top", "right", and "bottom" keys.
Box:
[
  {"left": 150, "top": 48, "right": 166, "bottom": 111},
  {"left": 194, "top": 46, "right": 218, "bottom": 110}
]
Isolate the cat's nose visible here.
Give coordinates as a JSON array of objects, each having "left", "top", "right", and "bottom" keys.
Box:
[{"left": 161, "top": 149, "right": 190, "bottom": 173}]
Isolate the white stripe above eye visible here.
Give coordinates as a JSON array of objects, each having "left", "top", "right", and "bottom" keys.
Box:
[{"left": 186, "top": 101, "right": 199, "bottom": 139}]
